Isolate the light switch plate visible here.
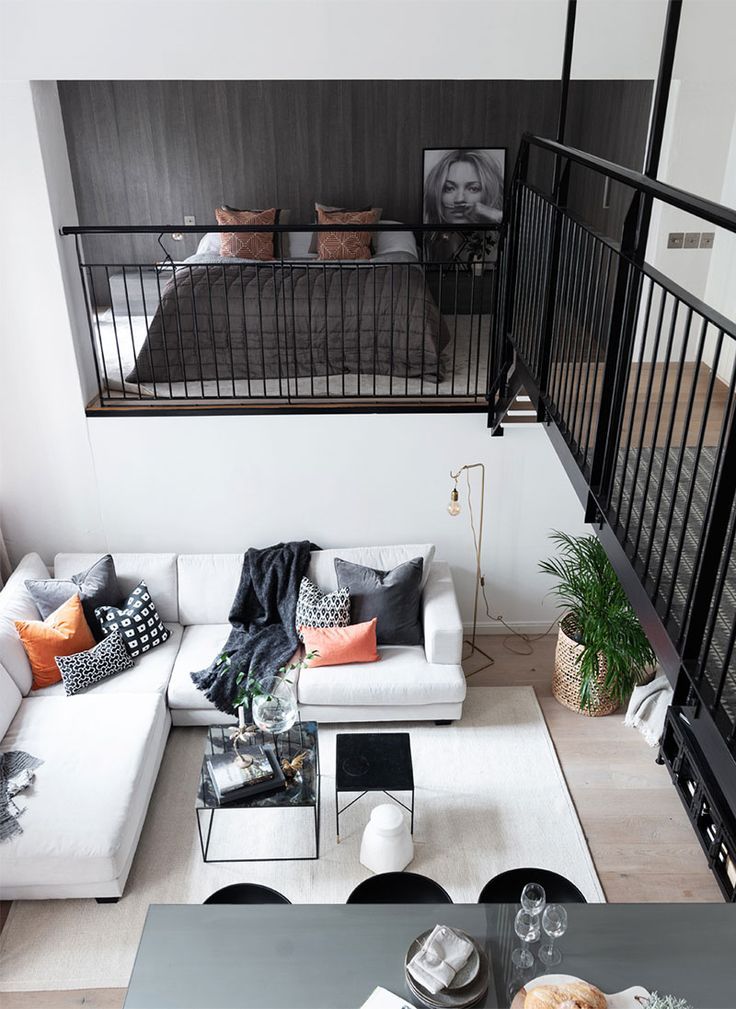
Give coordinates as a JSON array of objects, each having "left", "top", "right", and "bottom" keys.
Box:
[
  {"left": 700, "top": 232, "right": 715, "bottom": 249},
  {"left": 184, "top": 215, "right": 196, "bottom": 226},
  {"left": 667, "top": 232, "right": 684, "bottom": 249},
  {"left": 685, "top": 232, "right": 700, "bottom": 249}
]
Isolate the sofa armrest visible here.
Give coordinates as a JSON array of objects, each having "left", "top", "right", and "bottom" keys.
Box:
[{"left": 422, "top": 561, "right": 464, "bottom": 665}]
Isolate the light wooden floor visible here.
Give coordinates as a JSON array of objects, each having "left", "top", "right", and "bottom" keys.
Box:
[{"left": 1, "top": 634, "right": 722, "bottom": 1008}]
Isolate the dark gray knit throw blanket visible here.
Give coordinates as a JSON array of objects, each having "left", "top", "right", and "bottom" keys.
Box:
[
  {"left": 191, "top": 541, "right": 316, "bottom": 714},
  {"left": 0, "top": 750, "right": 43, "bottom": 842}
]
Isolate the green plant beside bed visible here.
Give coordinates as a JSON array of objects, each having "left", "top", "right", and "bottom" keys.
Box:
[{"left": 539, "top": 530, "right": 656, "bottom": 713}]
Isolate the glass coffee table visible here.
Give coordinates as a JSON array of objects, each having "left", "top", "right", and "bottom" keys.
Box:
[
  {"left": 196, "top": 720, "right": 320, "bottom": 862},
  {"left": 335, "top": 732, "right": 414, "bottom": 842}
]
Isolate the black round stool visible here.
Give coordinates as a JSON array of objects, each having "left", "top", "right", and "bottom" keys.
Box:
[
  {"left": 477, "top": 867, "right": 586, "bottom": 904},
  {"left": 347, "top": 871, "right": 453, "bottom": 904},
  {"left": 204, "top": 883, "right": 291, "bottom": 905}
]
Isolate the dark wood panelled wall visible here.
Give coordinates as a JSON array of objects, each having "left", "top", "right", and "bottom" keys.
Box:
[{"left": 59, "top": 79, "right": 653, "bottom": 264}]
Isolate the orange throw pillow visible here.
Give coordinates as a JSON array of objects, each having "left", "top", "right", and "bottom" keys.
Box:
[
  {"left": 300, "top": 618, "right": 379, "bottom": 667},
  {"left": 316, "top": 208, "right": 379, "bottom": 261},
  {"left": 15, "top": 594, "right": 96, "bottom": 690},
  {"left": 215, "top": 207, "right": 277, "bottom": 261}
]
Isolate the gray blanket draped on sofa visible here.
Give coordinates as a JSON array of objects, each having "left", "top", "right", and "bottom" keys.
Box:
[{"left": 190, "top": 541, "right": 315, "bottom": 714}]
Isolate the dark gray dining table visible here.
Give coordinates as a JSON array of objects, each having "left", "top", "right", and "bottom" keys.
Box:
[{"left": 123, "top": 903, "right": 736, "bottom": 1009}]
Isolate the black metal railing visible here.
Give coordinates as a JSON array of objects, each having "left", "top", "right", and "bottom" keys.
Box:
[
  {"left": 61, "top": 222, "right": 500, "bottom": 412},
  {"left": 493, "top": 133, "right": 736, "bottom": 757}
]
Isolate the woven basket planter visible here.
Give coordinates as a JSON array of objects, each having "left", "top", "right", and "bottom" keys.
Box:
[{"left": 552, "top": 616, "right": 620, "bottom": 717}]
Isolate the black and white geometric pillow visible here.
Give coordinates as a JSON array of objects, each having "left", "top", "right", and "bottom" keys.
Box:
[
  {"left": 55, "top": 629, "right": 134, "bottom": 696},
  {"left": 295, "top": 576, "right": 351, "bottom": 641},
  {"left": 95, "top": 581, "right": 171, "bottom": 658}
]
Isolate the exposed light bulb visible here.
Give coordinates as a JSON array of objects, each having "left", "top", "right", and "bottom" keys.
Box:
[{"left": 447, "top": 487, "right": 461, "bottom": 517}]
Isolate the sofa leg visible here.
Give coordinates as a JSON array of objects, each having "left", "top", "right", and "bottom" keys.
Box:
[
  {"left": 434, "top": 720, "right": 453, "bottom": 726},
  {"left": 96, "top": 897, "right": 120, "bottom": 904}
]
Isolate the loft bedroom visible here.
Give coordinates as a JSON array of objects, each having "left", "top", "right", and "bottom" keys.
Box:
[{"left": 59, "top": 77, "right": 654, "bottom": 412}]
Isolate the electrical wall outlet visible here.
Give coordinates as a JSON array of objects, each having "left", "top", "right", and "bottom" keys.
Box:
[
  {"left": 183, "top": 215, "right": 196, "bottom": 226},
  {"left": 700, "top": 232, "right": 715, "bottom": 249},
  {"left": 667, "top": 232, "right": 684, "bottom": 249},
  {"left": 685, "top": 232, "right": 700, "bottom": 249}
]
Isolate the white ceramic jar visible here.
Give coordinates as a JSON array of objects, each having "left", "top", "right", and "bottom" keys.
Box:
[{"left": 359, "top": 803, "right": 414, "bottom": 874}]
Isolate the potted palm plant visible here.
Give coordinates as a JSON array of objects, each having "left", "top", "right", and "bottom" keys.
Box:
[{"left": 539, "top": 531, "right": 655, "bottom": 716}]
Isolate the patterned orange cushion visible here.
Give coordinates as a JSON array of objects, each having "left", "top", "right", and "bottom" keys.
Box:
[
  {"left": 316, "top": 209, "right": 379, "bottom": 261},
  {"left": 215, "top": 207, "right": 277, "bottom": 260},
  {"left": 299, "top": 618, "right": 379, "bottom": 666},
  {"left": 15, "top": 593, "right": 96, "bottom": 690}
]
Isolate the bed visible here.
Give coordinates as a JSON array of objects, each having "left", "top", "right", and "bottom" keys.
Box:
[{"left": 126, "top": 226, "right": 451, "bottom": 386}]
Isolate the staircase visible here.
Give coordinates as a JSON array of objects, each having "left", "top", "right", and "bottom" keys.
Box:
[{"left": 490, "top": 133, "right": 736, "bottom": 900}]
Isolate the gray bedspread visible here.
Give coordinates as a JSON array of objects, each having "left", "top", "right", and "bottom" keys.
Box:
[{"left": 128, "top": 254, "right": 449, "bottom": 384}]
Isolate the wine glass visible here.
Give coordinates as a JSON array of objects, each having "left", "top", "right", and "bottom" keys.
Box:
[
  {"left": 511, "top": 909, "right": 539, "bottom": 969},
  {"left": 539, "top": 903, "right": 568, "bottom": 966},
  {"left": 520, "top": 882, "right": 546, "bottom": 920}
]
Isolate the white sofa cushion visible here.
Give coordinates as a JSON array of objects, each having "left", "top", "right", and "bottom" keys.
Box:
[
  {"left": 29, "top": 623, "right": 183, "bottom": 699},
  {"left": 0, "top": 662, "right": 22, "bottom": 738},
  {"left": 178, "top": 554, "right": 243, "bottom": 625},
  {"left": 54, "top": 553, "right": 179, "bottom": 623},
  {"left": 0, "top": 552, "right": 50, "bottom": 694},
  {"left": 297, "top": 646, "right": 466, "bottom": 708},
  {"left": 0, "top": 692, "right": 168, "bottom": 891},
  {"left": 168, "top": 623, "right": 230, "bottom": 710},
  {"left": 308, "top": 544, "right": 435, "bottom": 593},
  {"left": 422, "top": 561, "right": 464, "bottom": 665}
]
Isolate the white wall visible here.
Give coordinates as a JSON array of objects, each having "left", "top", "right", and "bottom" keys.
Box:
[
  {"left": 1, "top": 0, "right": 668, "bottom": 83},
  {"left": 644, "top": 0, "right": 736, "bottom": 373},
  {"left": 0, "top": 80, "right": 105, "bottom": 560},
  {"left": 82, "top": 414, "right": 587, "bottom": 630}
]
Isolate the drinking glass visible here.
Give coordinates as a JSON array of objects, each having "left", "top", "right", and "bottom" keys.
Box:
[
  {"left": 511, "top": 909, "right": 539, "bottom": 969},
  {"left": 539, "top": 903, "right": 568, "bottom": 966},
  {"left": 520, "top": 882, "right": 546, "bottom": 918}
]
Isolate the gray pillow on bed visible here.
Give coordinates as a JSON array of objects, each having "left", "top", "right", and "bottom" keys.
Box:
[{"left": 334, "top": 556, "right": 423, "bottom": 646}]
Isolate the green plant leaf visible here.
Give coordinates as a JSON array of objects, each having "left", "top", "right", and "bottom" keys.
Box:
[{"left": 540, "top": 530, "right": 656, "bottom": 710}]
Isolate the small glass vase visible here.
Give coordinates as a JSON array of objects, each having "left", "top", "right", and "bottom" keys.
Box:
[{"left": 252, "top": 677, "right": 298, "bottom": 735}]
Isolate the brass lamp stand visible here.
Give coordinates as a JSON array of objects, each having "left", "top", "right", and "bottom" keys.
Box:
[{"left": 448, "top": 463, "right": 495, "bottom": 677}]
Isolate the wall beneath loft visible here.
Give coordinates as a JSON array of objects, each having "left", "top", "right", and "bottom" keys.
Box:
[{"left": 80, "top": 413, "right": 588, "bottom": 632}]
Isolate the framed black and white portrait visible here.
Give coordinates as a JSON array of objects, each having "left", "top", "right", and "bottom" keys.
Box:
[{"left": 422, "top": 147, "right": 506, "bottom": 264}]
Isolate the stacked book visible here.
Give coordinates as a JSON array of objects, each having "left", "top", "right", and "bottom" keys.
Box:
[{"left": 206, "top": 744, "right": 286, "bottom": 804}]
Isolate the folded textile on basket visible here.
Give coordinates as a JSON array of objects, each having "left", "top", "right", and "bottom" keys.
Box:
[
  {"left": 407, "top": 924, "right": 474, "bottom": 995},
  {"left": 624, "top": 672, "right": 673, "bottom": 747}
]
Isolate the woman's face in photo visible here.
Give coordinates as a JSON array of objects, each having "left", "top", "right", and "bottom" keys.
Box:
[{"left": 441, "top": 159, "right": 482, "bottom": 221}]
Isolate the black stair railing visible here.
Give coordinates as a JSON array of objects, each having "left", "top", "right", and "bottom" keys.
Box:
[{"left": 492, "top": 133, "right": 736, "bottom": 760}]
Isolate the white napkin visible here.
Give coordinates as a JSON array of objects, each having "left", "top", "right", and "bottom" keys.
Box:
[{"left": 406, "top": 924, "right": 474, "bottom": 995}]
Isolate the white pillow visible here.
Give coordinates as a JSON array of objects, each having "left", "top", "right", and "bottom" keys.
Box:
[
  {"left": 195, "top": 232, "right": 221, "bottom": 256},
  {"left": 373, "top": 221, "right": 418, "bottom": 260}
]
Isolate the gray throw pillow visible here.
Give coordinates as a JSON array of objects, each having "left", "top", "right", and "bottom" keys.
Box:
[
  {"left": 54, "top": 629, "right": 134, "bottom": 696},
  {"left": 334, "top": 557, "right": 424, "bottom": 646},
  {"left": 25, "top": 554, "right": 122, "bottom": 642}
]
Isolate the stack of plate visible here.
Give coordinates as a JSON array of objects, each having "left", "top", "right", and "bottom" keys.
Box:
[{"left": 404, "top": 929, "right": 489, "bottom": 1008}]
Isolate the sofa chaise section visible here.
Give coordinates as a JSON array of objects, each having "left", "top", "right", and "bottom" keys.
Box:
[{"left": 0, "top": 666, "right": 169, "bottom": 900}]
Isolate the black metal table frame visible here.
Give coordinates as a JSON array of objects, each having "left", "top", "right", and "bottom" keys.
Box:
[
  {"left": 335, "top": 785, "right": 414, "bottom": 843},
  {"left": 196, "top": 722, "right": 321, "bottom": 863}
]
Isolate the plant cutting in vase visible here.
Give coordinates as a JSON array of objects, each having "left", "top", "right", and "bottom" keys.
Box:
[
  {"left": 212, "top": 650, "right": 318, "bottom": 765},
  {"left": 539, "top": 531, "right": 656, "bottom": 715}
]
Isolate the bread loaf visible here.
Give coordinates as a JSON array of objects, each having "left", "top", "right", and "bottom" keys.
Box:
[{"left": 524, "top": 980, "right": 607, "bottom": 1009}]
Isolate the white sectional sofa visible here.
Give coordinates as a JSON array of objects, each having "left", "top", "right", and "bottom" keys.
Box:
[{"left": 0, "top": 544, "right": 465, "bottom": 900}]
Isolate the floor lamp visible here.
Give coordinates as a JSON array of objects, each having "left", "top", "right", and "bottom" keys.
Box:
[{"left": 447, "top": 463, "right": 495, "bottom": 677}]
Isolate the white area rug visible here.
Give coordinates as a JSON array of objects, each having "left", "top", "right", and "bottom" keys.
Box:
[{"left": 0, "top": 687, "right": 604, "bottom": 992}]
